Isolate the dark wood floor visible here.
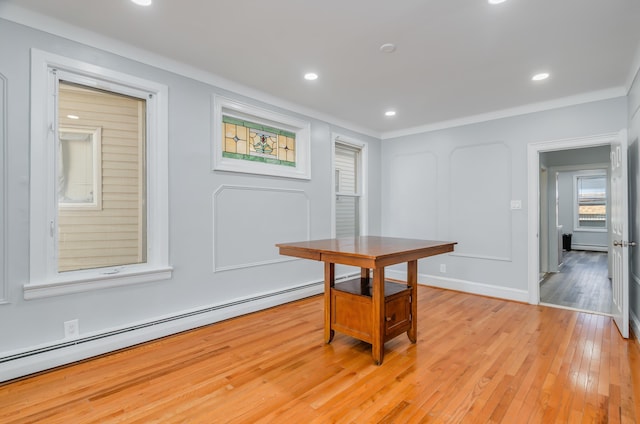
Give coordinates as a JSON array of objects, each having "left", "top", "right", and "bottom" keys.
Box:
[
  {"left": 540, "top": 250, "right": 612, "bottom": 314},
  {"left": 1, "top": 286, "right": 639, "bottom": 423}
]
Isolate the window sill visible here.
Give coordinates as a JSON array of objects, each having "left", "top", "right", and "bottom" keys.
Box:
[{"left": 24, "top": 266, "right": 173, "bottom": 300}]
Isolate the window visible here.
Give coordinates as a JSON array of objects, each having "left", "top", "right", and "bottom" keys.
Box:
[
  {"left": 28, "top": 50, "right": 171, "bottom": 298},
  {"left": 57, "top": 82, "right": 145, "bottom": 272},
  {"left": 574, "top": 172, "right": 607, "bottom": 231},
  {"left": 333, "top": 137, "right": 366, "bottom": 238},
  {"left": 58, "top": 125, "right": 102, "bottom": 210}
]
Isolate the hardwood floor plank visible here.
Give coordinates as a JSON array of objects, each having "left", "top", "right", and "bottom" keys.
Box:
[
  {"left": 540, "top": 250, "right": 612, "bottom": 314},
  {"left": 1, "top": 287, "right": 638, "bottom": 423}
]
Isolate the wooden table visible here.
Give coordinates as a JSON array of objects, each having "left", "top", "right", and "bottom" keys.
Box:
[{"left": 276, "top": 236, "right": 456, "bottom": 364}]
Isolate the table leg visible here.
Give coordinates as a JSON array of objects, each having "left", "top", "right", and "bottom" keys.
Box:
[
  {"left": 407, "top": 260, "right": 418, "bottom": 343},
  {"left": 324, "top": 261, "right": 335, "bottom": 344},
  {"left": 360, "top": 268, "right": 370, "bottom": 293},
  {"left": 372, "top": 267, "right": 385, "bottom": 365}
]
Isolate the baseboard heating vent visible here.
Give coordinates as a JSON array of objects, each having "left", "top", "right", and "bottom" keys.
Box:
[{"left": 0, "top": 281, "right": 322, "bottom": 364}]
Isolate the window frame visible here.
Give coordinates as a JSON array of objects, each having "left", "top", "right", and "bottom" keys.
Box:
[
  {"left": 572, "top": 169, "right": 608, "bottom": 233},
  {"left": 27, "top": 49, "right": 172, "bottom": 299},
  {"left": 331, "top": 134, "right": 368, "bottom": 238},
  {"left": 57, "top": 125, "right": 103, "bottom": 211}
]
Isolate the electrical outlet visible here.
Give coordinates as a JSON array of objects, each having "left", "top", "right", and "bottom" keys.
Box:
[
  {"left": 64, "top": 319, "right": 79, "bottom": 339},
  {"left": 440, "top": 264, "right": 446, "bottom": 273}
]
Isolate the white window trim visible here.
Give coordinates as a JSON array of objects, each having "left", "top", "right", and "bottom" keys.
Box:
[
  {"left": 212, "top": 95, "right": 311, "bottom": 180},
  {"left": 572, "top": 169, "right": 608, "bottom": 233},
  {"left": 27, "top": 49, "right": 172, "bottom": 299},
  {"left": 331, "top": 133, "right": 368, "bottom": 238}
]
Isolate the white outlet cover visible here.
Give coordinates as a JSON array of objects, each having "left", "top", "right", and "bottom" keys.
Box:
[
  {"left": 64, "top": 319, "right": 79, "bottom": 339},
  {"left": 510, "top": 200, "right": 522, "bottom": 210}
]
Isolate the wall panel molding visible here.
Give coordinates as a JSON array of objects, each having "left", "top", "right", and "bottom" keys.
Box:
[
  {"left": 449, "top": 142, "right": 512, "bottom": 261},
  {"left": 386, "top": 151, "right": 438, "bottom": 239},
  {"left": 212, "top": 185, "right": 310, "bottom": 272},
  {"left": 0, "top": 73, "right": 7, "bottom": 303}
]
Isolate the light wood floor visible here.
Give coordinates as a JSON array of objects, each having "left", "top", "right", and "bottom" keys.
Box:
[
  {"left": 2, "top": 287, "right": 639, "bottom": 423},
  {"left": 540, "top": 250, "right": 612, "bottom": 314}
]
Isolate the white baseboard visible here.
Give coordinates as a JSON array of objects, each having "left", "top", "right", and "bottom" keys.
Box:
[
  {"left": 570, "top": 244, "right": 608, "bottom": 252},
  {"left": 385, "top": 270, "right": 529, "bottom": 303},
  {"left": 0, "top": 280, "right": 324, "bottom": 383}
]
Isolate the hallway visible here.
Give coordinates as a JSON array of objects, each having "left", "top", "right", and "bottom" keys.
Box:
[{"left": 540, "top": 250, "right": 611, "bottom": 314}]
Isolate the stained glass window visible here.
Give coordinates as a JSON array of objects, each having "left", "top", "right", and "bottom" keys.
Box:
[{"left": 222, "top": 115, "right": 295, "bottom": 167}]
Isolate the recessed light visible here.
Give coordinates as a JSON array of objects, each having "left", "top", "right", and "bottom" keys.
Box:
[
  {"left": 131, "top": 0, "right": 152, "bottom": 6},
  {"left": 67, "top": 114, "right": 79, "bottom": 120},
  {"left": 304, "top": 72, "right": 318, "bottom": 81},
  {"left": 532, "top": 72, "right": 550, "bottom": 81},
  {"left": 488, "top": 0, "right": 507, "bottom": 4},
  {"left": 380, "top": 43, "right": 396, "bottom": 53},
  {"left": 385, "top": 110, "right": 396, "bottom": 117}
]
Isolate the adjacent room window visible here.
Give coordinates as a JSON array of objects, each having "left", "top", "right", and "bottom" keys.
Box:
[
  {"left": 28, "top": 50, "right": 171, "bottom": 298},
  {"left": 334, "top": 140, "right": 364, "bottom": 238},
  {"left": 574, "top": 172, "right": 607, "bottom": 230},
  {"left": 58, "top": 125, "right": 102, "bottom": 211}
]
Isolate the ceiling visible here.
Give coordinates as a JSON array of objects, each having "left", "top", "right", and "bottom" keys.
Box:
[{"left": 3, "top": 0, "right": 640, "bottom": 137}]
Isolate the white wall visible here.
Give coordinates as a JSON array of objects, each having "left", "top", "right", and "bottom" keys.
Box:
[
  {"left": 0, "top": 18, "right": 381, "bottom": 380},
  {"left": 382, "top": 99, "right": 627, "bottom": 301}
]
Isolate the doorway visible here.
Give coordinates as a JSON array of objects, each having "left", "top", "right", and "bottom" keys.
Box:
[
  {"left": 538, "top": 156, "right": 612, "bottom": 314},
  {"left": 527, "top": 133, "right": 628, "bottom": 328}
]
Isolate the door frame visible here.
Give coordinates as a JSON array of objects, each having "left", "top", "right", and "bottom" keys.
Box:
[
  {"left": 527, "top": 132, "right": 619, "bottom": 305},
  {"left": 539, "top": 166, "right": 549, "bottom": 275}
]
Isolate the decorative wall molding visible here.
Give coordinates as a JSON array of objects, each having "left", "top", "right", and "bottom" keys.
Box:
[
  {"left": 0, "top": 72, "right": 6, "bottom": 304},
  {"left": 449, "top": 142, "right": 512, "bottom": 262},
  {"left": 448, "top": 253, "right": 513, "bottom": 262},
  {"left": 212, "top": 185, "right": 310, "bottom": 272},
  {"left": 381, "top": 88, "right": 625, "bottom": 140},
  {"left": 386, "top": 150, "right": 438, "bottom": 239},
  {"left": 0, "top": 5, "right": 379, "bottom": 139}
]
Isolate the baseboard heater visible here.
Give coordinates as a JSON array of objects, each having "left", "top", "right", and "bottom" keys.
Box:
[{"left": 1, "top": 280, "right": 325, "bottom": 364}]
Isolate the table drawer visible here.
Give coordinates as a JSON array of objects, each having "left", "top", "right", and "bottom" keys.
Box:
[{"left": 385, "top": 291, "right": 411, "bottom": 338}]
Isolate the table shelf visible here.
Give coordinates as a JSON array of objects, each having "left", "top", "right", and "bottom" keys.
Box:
[{"left": 334, "top": 277, "right": 411, "bottom": 297}]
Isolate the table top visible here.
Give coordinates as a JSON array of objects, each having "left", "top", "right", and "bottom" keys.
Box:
[{"left": 277, "top": 236, "right": 456, "bottom": 268}]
